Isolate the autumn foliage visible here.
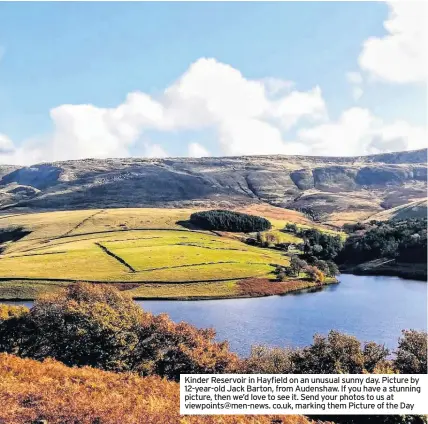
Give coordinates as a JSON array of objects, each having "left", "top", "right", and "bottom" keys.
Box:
[
  {"left": 0, "top": 283, "right": 238, "bottom": 381},
  {"left": 0, "top": 353, "right": 317, "bottom": 424}
]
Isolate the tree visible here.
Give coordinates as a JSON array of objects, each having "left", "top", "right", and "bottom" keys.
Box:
[
  {"left": 242, "top": 330, "right": 401, "bottom": 377},
  {"left": 313, "top": 259, "right": 329, "bottom": 273},
  {"left": 363, "top": 342, "right": 390, "bottom": 373},
  {"left": 189, "top": 210, "right": 271, "bottom": 232},
  {"left": 289, "top": 256, "right": 307, "bottom": 277},
  {"left": 338, "top": 218, "right": 427, "bottom": 266},
  {"left": 0, "top": 283, "right": 238, "bottom": 381},
  {"left": 290, "top": 331, "right": 367, "bottom": 374},
  {"left": 265, "top": 232, "right": 278, "bottom": 246},
  {"left": 300, "top": 228, "right": 343, "bottom": 261},
  {"left": 305, "top": 266, "right": 325, "bottom": 284},
  {"left": 326, "top": 260, "right": 340, "bottom": 277},
  {"left": 394, "top": 330, "right": 427, "bottom": 374},
  {"left": 284, "top": 223, "right": 297, "bottom": 233},
  {"left": 0, "top": 304, "right": 30, "bottom": 353}
]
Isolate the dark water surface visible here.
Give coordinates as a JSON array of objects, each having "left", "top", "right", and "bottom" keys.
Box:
[{"left": 5, "top": 274, "right": 427, "bottom": 356}]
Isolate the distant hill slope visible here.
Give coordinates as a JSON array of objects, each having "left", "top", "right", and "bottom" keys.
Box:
[
  {"left": 367, "top": 198, "right": 427, "bottom": 222},
  {"left": 0, "top": 148, "right": 426, "bottom": 225}
]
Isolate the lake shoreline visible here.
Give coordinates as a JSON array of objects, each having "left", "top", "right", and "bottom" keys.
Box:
[
  {"left": 0, "top": 278, "right": 339, "bottom": 301},
  {"left": 3, "top": 274, "right": 426, "bottom": 355},
  {"left": 340, "top": 263, "right": 427, "bottom": 282}
]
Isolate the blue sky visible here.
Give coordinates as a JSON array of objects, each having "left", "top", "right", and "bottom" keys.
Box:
[{"left": 0, "top": 1, "right": 426, "bottom": 164}]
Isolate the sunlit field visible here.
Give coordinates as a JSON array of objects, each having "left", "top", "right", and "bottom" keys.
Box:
[{"left": 0, "top": 207, "right": 340, "bottom": 299}]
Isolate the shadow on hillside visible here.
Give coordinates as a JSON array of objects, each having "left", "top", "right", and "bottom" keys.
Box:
[
  {"left": 176, "top": 220, "right": 203, "bottom": 231},
  {"left": 0, "top": 226, "right": 32, "bottom": 254}
]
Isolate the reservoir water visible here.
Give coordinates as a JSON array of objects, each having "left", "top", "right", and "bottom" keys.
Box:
[{"left": 4, "top": 274, "right": 427, "bottom": 356}]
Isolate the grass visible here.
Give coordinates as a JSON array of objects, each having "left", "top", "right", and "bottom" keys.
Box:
[
  {"left": 128, "top": 281, "right": 240, "bottom": 299},
  {"left": 0, "top": 353, "right": 315, "bottom": 424},
  {"left": 0, "top": 207, "right": 336, "bottom": 299}
]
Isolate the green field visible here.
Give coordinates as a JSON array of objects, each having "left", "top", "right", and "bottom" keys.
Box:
[{"left": 0, "top": 207, "right": 338, "bottom": 299}]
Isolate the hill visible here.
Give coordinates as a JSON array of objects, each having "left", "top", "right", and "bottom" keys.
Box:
[
  {"left": 0, "top": 149, "right": 426, "bottom": 225},
  {"left": 0, "top": 207, "right": 337, "bottom": 300},
  {"left": 367, "top": 198, "right": 427, "bottom": 222}
]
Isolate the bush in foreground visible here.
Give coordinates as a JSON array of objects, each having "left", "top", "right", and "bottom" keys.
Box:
[
  {"left": 190, "top": 210, "right": 271, "bottom": 232},
  {"left": 242, "top": 331, "right": 391, "bottom": 374},
  {"left": 0, "top": 353, "right": 316, "bottom": 424},
  {"left": 0, "top": 283, "right": 238, "bottom": 381},
  {"left": 394, "top": 329, "right": 427, "bottom": 374}
]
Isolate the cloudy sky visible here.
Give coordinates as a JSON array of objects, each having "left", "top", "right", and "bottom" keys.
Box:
[{"left": 0, "top": 1, "right": 426, "bottom": 165}]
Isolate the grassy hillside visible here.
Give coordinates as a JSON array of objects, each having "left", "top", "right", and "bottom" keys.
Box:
[
  {"left": 0, "top": 207, "right": 336, "bottom": 299},
  {"left": 0, "top": 353, "right": 313, "bottom": 424},
  {"left": 367, "top": 198, "right": 427, "bottom": 222}
]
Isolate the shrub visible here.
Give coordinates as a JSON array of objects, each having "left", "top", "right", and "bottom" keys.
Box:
[
  {"left": 240, "top": 345, "right": 294, "bottom": 374},
  {"left": 0, "top": 304, "right": 31, "bottom": 353},
  {"left": 189, "top": 210, "right": 271, "bottom": 232},
  {"left": 363, "top": 341, "right": 390, "bottom": 373},
  {"left": 305, "top": 266, "right": 325, "bottom": 284},
  {"left": 0, "top": 283, "right": 238, "bottom": 381},
  {"left": 290, "top": 256, "right": 308, "bottom": 277},
  {"left": 290, "top": 331, "right": 367, "bottom": 374},
  {"left": 284, "top": 223, "right": 298, "bottom": 233},
  {"left": 394, "top": 330, "right": 427, "bottom": 374},
  {"left": 241, "top": 331, "right": 390, "bottom": 375},
  {"left": 326, "top": 260, "right": 340, "bottom": 277}
]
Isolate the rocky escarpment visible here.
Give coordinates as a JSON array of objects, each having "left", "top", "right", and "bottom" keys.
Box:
[{"left": 0, "top": 149, "right": 426, "bottom": 225}]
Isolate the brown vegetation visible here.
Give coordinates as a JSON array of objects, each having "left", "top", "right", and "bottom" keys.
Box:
[
  {"left": 237, "top": 278, "right": 318, "bottom": 297},
  {"left": 0, "top": 353, "right": 317, "bottom": 424},
  {"left": 0, "top": 283, "right": 239, "bottom": 381},
  {"left": 237, "top": 204, "right": 312, "bottom": 225}
]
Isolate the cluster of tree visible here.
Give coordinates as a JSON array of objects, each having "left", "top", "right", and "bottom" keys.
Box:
[
  {"left": 343, "top": 221, "right": 370, "bottom": 234},
  {"left": 0, "top": 284, "right": 238, "bottom": 382},
  {"left": 241, "top": 329, "right": 427, "bottom": 375},
  {"left": 292, "top": 207, "right": 323, "bottom": 222},
  {"left": 275, "top": 255, "right": 339, "bottom": 283},
  {"left": 338, "top": 218, "right": 427, "bottom": 265},
  {"left": 246, "top": 232, "right": 299, "bottom": 252},
  {"left": 242, "top": 330, "right": 427, "bottom": 424},
  {"left": 0, "top": 226, "right": 31, "bottom": 254},
  {"left": 189, "top": 210, "right": 271, "bottom": 232},
  {"left": 284, "top": 225, "right": 344, "bottom": 262}
]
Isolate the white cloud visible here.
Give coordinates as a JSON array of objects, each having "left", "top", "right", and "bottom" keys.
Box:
[
  {"left": 0, "top": 134, "right": 14, "bottom": 154},
  {"left": 1, "top": 57, "right": 328, "bottom": 164},
  {"left": 358, "top": 1, "right": 427, "bottom": 83},
  {"left": 297, "top": 107, "right": 426, "bottom": 156},
  {"left": 144, "top": 143, "right": 169, "bottom": 158},
  {"left": 270, "top": 86, "right": 327, "bottom": 130},
  {"left": 0, "top": 55, "right": 425, "bottom": 165},
  {"left": 188, "top": 142, "right": 210, "bottom": 157}
]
